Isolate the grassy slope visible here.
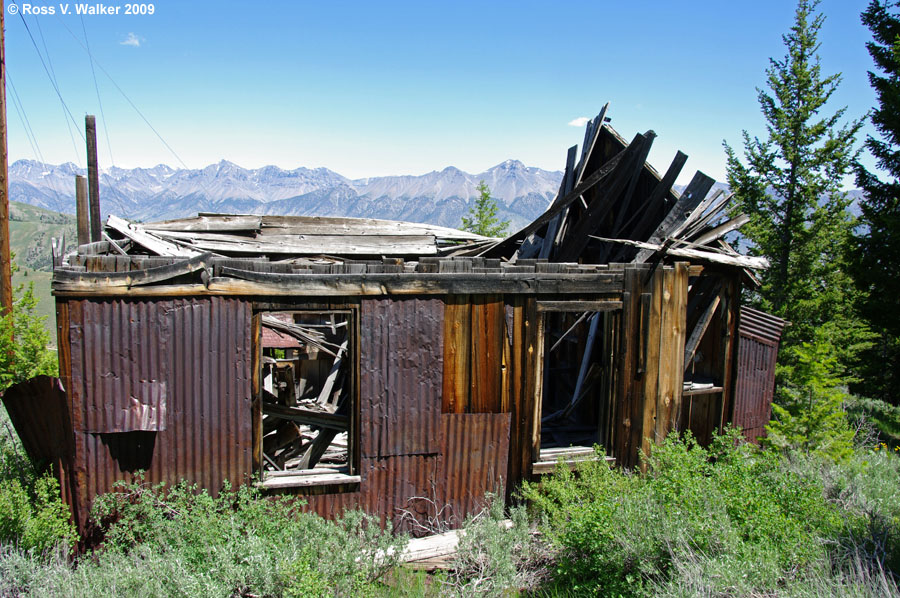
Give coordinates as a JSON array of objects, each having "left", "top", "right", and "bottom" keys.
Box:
[{"left": 8, "top": 201, "right": 76, "bottom": 338}]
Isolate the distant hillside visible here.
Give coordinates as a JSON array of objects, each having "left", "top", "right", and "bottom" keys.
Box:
[
  {"left": 8, "top": 159, "right": 563, "bottom": 230},
  {"left": 8, "top": 202, "right": 76, "bottom": 340}
]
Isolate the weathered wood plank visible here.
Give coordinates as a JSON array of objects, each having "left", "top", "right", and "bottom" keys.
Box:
[
  {"left": 557, "top": 133, "right": 654, "bottom": 262},
  {"left": 640, "top": 267, "right": 664, "bottom": 462},
  {"left": 442, "top": 296, "right": 471, "bottom": 414},
  {"left": 480, "top": 145, "right": 630, "bottom": 257},
  {"left": 262, "top": 404, "right": 349, "bottom": 431},
  {"left": 633, "top": 172, "right": 716, "bottom": 263},
  {"left": 106, "top": 215, "right": 202, "bottom": 257},
  {"left": 536, "top": 300, "right": 623, "bottom": 312},
  {"left": 470, "top": 295, "right": 504, "bottom": 413},
  {"left": 689, "top": 214, "right": 751, "bottom": 247},
  {"left": 162, "top": 234, "right": 440, "bottom": 256},
  {"left": 52, "top": 252, "right": 211, "bottom": 288}
]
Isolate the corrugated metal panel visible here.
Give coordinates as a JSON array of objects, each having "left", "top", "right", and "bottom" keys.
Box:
[
  {"left": 1, "top": 376, "right": 71, "bottom": 463},
  {"left": 298, "top": 415, "right": 511, "bottom": 533},
  {"left": 67, "top": 297, "right": 252, "bottom": 529},
  {"left": 739, "top": 306, "right": 787, "bottom": 346},
  {"left": 733, "top": 307, "right": 786, "bottom": 443},
  {"left": 360, "top": 297, "right": 443, "bottom": 457},
  {"left": 298, "top": 454, "right": 443, "bottom": 535},
  {"left": 75, "top": 299, "right": 170, "bottom": 433},
  {"left": 439, "top": 413, "right": 511, "bottom": 522}
]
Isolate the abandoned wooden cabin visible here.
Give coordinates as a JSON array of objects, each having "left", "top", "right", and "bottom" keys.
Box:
[{"left": 2, "top": 106, "right": 784, "bottom": 535}]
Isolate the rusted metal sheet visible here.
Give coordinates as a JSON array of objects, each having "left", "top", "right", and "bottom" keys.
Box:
[
  {"left": 72, "top": 299, "right": 170, "bottom": 433},
  {"left": 1, "top": 376, "right": 72, "bottom": 463},
  {"left": 733, "top": 307, "right": 786, "bottom": 443},
  {"left": 67, "top": 297, "right": 252, "bottom": 530},
  {"left": 297, "top": 416, "right": 511, "bottom": 533},
  {"left": 439, "top": 413, "right": 511, "bottom": 523},
  {"left": 360, "top": 297, "right": 443, "bottom": 457},
  {"left": 298, "top": 454, "right": 443, "bottom": 535}
]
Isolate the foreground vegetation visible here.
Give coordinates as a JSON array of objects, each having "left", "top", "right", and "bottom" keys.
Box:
[{"left": 0, "top": 419, "right": 897, "bottom": 597}]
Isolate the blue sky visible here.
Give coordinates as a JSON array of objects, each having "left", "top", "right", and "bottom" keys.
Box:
[{"left": 3, "top": 0, "right": 877, "bottom": 184}]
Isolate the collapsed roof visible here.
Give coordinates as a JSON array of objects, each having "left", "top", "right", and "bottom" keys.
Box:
[{"left": 56, "top": 104, "right": 765, "bottom": 275}]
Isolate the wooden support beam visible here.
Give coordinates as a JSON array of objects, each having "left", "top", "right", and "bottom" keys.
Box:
[
  {"left": 262, "top": 403, "right": 349, "bottom": 431},
  {"left": 556, "top": 133, "right": 654, "bottom": 262},
  {"left": 537, "top": 144, "right": 577, "bottom": 260},
  {"left": 298, "top": 429, "right": 339, "bottom": 469},
  {"left": 633, "top": 172, "right": 715, "bottom": 263},
  {"left": 480, "top": 144, "right": 629, "bottom": 257},
  {"left": 0, "top": 3, "right": 10, "bottom": 316},
  {"left": 85, "top": 115, "right": 102, "bottom": 243},
  {"left": 683, "top": 293, "right": 721, "bottom": 369},
  {"left": 75, "top": 175, "right": 90, "bottom": 246},
  {"left": 536, "top": 300, "right": 623, "bottom": 312}
]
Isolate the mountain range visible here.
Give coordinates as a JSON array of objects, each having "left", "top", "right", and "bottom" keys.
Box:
[{"left": 8, "top": 159, "right": 564, "bottom": 230}]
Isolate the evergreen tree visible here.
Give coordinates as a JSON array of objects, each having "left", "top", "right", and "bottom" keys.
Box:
[
  {"left": 460, "top": 180, "right": 510, "bottom": 238},
  {"left": 723, "top": 0, "right": 864, "bottom": 358},
  {"left": 724, "top": 0, "right": 865, "bottom": 450},
  {"left": 0, "top": 265, "right": 57, "bottom": 391},
  {"left": 854, "top": 0, "right": 900, "bottom": 404}
]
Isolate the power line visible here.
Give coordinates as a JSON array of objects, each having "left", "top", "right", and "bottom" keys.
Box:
[
  {"left": 34, "top": 16, "right": 82, "bottom": 167},
  {"left": 80, "top": 15, "right": 115, "bottom": 168},
  {"left": 7, "top": 70, "right": 46, "bottom": 166},
  {"left": 55, "top": 15, "right": 190, "bottom": 170},
  {"left": 17, "top": 12, "right": 85, "bottom": 144}
]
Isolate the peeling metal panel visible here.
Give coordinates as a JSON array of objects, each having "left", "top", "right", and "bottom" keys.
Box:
[
  {"left": 439, "top": 413, "right": 511, "bottom": 522},
  {"left": 360, "top": 297, "right": 443, "bottom": 457},
  {"left": 733, "top": 307, "right": 787, "bottom": 443},
  {"left": 1, "top": 376, "right": 72, "bottom": 463},
  {"left": 67, "top": 297, "right": 252, "bottom": 528}
]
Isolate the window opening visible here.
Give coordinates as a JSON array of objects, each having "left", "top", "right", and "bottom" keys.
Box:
[{"left": 256, "top": 309, "right": 357, "bottom": 486}]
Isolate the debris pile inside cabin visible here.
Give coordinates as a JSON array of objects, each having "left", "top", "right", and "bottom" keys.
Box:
[{"left": 260, "top": 311, "right": 351, "bottom": 475}]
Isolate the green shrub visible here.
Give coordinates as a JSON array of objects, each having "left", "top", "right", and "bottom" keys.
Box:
[
  {"left": 84, "top": 478, "right": 407, "bottom": 597},
  {"left": 523, "top": 430, "right": 860, "bottom": 597},
  {"left": 443, "top": 495, "right": 550, "bottom": 597}
]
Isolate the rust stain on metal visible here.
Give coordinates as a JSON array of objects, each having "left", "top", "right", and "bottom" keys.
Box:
[{"left": 360, "top": 297, "right": 443, "bottom": 457}]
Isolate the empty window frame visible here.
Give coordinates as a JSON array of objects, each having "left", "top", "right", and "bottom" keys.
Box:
[
  {"left": 253, "top": 309, "right": 359, "bottom": 488},
  {"left": 534, "top": 300, "right": 621, "bottom": 471}
]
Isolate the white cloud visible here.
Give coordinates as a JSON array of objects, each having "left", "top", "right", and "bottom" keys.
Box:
[
  {"left": 120, "top": 33, "right": 142, "bottom": 47},
  {"left": 567, "top": 116, "right": 590, "bottom": 127}
]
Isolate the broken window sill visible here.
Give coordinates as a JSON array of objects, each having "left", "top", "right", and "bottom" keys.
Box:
[
  {"left": 532, "top": 446, "right": 615, "bottom": 475},
  {"left": 255, "top": 473, "right": 361, "bottom": 490}
]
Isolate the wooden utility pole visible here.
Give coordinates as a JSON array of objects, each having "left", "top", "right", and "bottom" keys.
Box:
[
  {"left": 0, "top": 0, "right": 13, "bottom": 316},
  {"left": 85, "top": 115, "right": 101, "bottom": 242},
  {"left": 75, "top": 175, "right": 89, "bottom": 245}
]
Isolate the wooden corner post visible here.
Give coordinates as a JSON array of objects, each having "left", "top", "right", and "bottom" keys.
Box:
[
  {"left": 85, "top": 115, "right": 102, "bottom": 243},
  {"left": 0, "top": 1, "right": 12, "bottom": 315}
]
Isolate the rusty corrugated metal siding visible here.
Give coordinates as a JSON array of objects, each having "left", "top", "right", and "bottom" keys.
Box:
[
  {"left": 733, "top": 307, "right": 786, "bottom": 443},
  {"left": 67, "top": 297, "right": 252, "bottom": 527},
  {"left": 1, "top": 376, "right": 71, "bottom": 463},
  {"left": 297, "top": 454, "right": 443, "bottom": 534},
  {"left": 439, "top": 413, "right": 510, "bottom": 522},
  {"left": 360, "top": 297, "right": 443, "bottom": 457}
]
